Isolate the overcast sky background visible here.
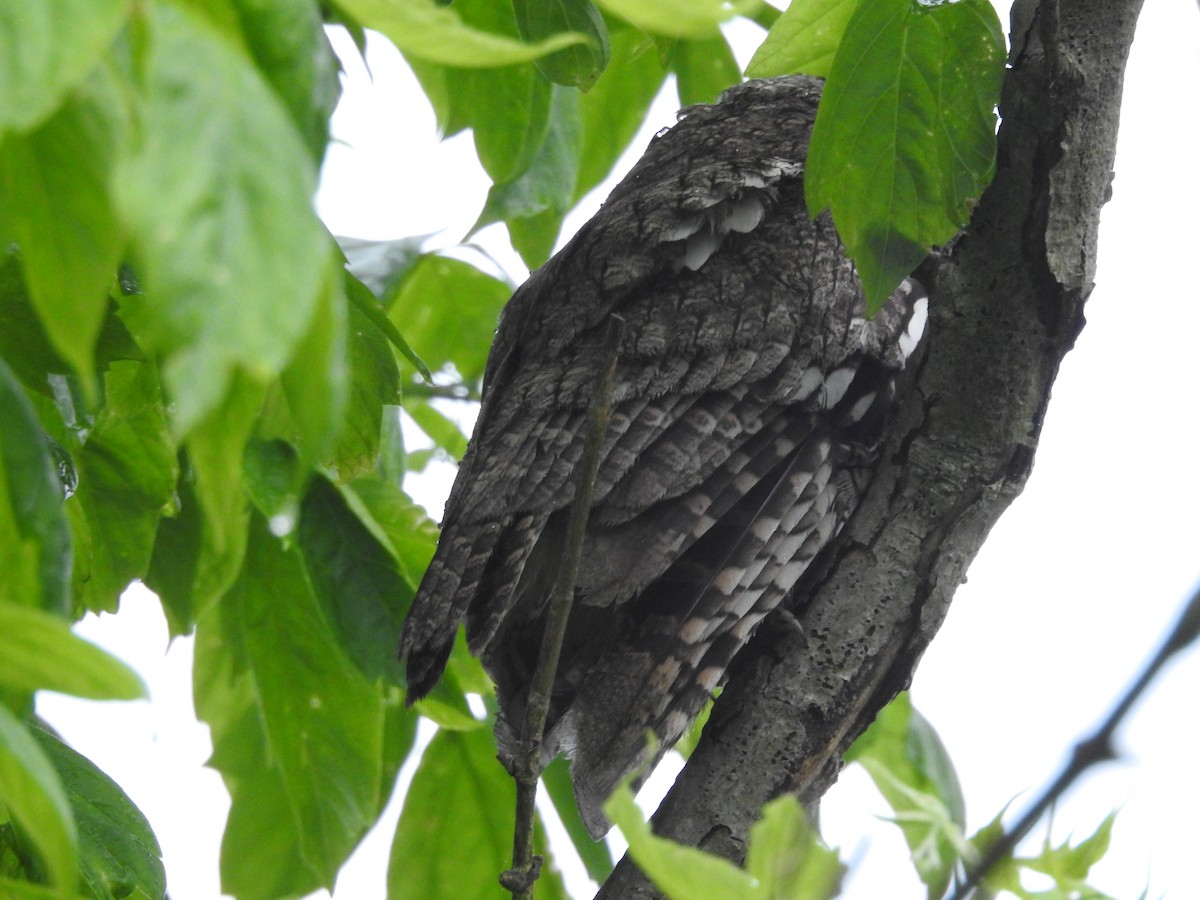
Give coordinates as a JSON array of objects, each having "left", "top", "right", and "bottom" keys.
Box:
[{"left": 38, "top": 1, "right": 1200, "bottom": 898}]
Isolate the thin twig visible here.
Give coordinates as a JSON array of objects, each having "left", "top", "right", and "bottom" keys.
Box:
[
  {"left": 403, "top": 381, "right": 480, "bottom": 402},
  {"left": 501, "top": 315, "right": 626, "bottom": 899},
  {"left": 949, "top": 583, "right": 1200, "bottom": 900}
]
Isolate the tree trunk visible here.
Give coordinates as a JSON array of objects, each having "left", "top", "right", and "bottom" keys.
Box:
[{"left": 597, "top": 0, "right": 1145, "bottom": 895}]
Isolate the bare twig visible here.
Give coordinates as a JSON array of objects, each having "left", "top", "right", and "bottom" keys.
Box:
[
  {"left": 501, "top": 315, "right": 626, "bottom": 899},
  {"left": 949, "top": 583, "right": 1200, "bottom": 900},
  {"left": 403, "top": 381, "right": 480, "bottom": 402}
]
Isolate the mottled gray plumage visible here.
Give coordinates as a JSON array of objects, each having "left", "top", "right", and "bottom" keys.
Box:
[{"left": 399, "top": 75, "right": 928, "bottom": 837}]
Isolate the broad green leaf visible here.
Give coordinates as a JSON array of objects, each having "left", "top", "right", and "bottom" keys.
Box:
[
  {"left": 31, "top": 726, "right": 166, "bottom": 900},
  {"left": 332, "top": 277, "right": 404, "bottom": 480},
  {"left": 338, "top": 476, "right": 439, "bottom": 589},
  {"left": 0, "top": 605, "right": 144, "bottom": 700},
  {"left": 606, "top": 780, "right": 758, "bottom": 899},
  {"left": 0, "top": 356, "right": 71, "bottom": 613},
  {"left": 745, "top": 796, "right": 842, "bottom": 899},
  {"left": 0, "top": 79, "right": 123, "bottom": 386},
  {"left": 667, "top": 32, "right": 742, "bottom": 106},
  {"left": 0, "top": 251, "right": 72, "bottom": 400},
  {"left": 388, "top": 727, "right": 565, "bottom": 899},
  {"left": 68, "top": 360, "right": 177, "bottom": 614},
  {"left": 0, "top": 0, "right": 126, "bottom": 134},
  {"left": 415, "top": 57, "right": 552, "bottom": 184},
  {"left": 194, "top": 515, "right": 383, "bottom": 897},
  {"left": 114, "top": 3, "right": 327, "bottom": 435},
  {"left": 845, "top": 693, "right": 965, "bottom": 898},
  {"left": 228, "top": 0, "right": 341, "bottom": 161},
  {"left": 390, "top": 255, "right": 511, "bottom": 385},
  {"left": 404, "top": 399, "right": 469, "bottom": 461},
  {"left": 515, "top": 0, "right": 611, "bottom": 89},
  {"left": 338, "top": 0, "right": 588, "bottom": 67},
  {"left": 475, "top": 86, "right": 582, "bottom": 267},
  {"left": 296, "top": 475, "right": 409, "bottom": 683},
  {"left": 405, "top": 0, "right": 554, "bottom": 184},
  {"left": 181, "top": 373, "right": 262, "bottom": 618},
  {"left": 595, "top": 0, "right": 739, "bottom": 38},
  {"left": 0, "top": 876, "right": 79, "bottom": 898},
  {"left": 345, "top": 269, "right": 429, "bottom": 381},
  {"left": 543, "top": 756, "right": 615, "bottom": 884},
  {"left": 280, "top": 253, "right": 349, "bottom": 467},
  {"left": 673, "top": 693, "right": 715, "bottom": 759},
  {"left": 0, "top": 705, "right": 77, "bottom": 892},
  {"left": 338, "top": 234, "right": 428, "bottom": 301},
  {"left": 746, "top": 0, "right": 858, "bottom": 79},
  {"left": 806, "top": 0, "right": 1004, "bottom": 310},
  {"left": 574, "top": 24, "right": 669, "bottom": 202},
  {"left": 241, "top": 439, "right": 300, "bottom": 527},
  {"left": 143, "top": 461, "right": 203, "bottom": 637},
  {"left": 1023, "top": 813, "right": 1118, "bottom": 890}
]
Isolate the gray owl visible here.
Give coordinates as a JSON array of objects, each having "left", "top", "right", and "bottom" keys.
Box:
[{"left": 399, "top": 75, "right": 928, "bottom": 837}]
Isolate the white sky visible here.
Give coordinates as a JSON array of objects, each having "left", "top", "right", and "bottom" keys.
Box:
[{"left": 37, "top": 2, "right": 1200, "bottom": 898}]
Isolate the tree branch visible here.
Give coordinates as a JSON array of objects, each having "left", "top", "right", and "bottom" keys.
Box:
[
  {"left": 598, "top": 0, "right": 1146, "bottom": 894},
  {"left": 502, "top": 315, "right": 624, "bottom": 898},
  {"left": 950, "top": 584, "right": 1200, "bottom": 899}
]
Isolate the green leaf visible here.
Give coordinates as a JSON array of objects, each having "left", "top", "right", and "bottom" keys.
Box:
[
  {"left": 0, "top": 76, "right": 123, "bottom": 387},
  {"left": 296, "top": 475, "right": 410, "bottom": 683},
  {"left": 606, "top": 779, "right": 758, "bottom": 899},
  {"left": 404, "top": 399, "right": 469, "bottom": 461},
  {"left": 228, "top": 0, "right": 341, "bottom": 161},
  {"left": 338, "top": 476, "right": 439, "bottom": 589},
  {"left": 667, "top": 32, "right": 742, "bottom": 106},
  {"left": 543, "top": 756, "right": 615, "bottom": 884},
  {"left": 845, "top": 693, "right": 965, "bottom": 898},
  {"left": 1022, "top": 813, "right": 1119, "bottom": 893},
  {"left": 31, "top": 725, "right": 165, "bottom": 900},
  {"left": 0, "top": 251, "right": 72, "bottom": 400},
  {"left": 0, "top": 0, "right": 126, "bottom": 134},
  {"left": 114, "top": 3, "right": 327, "bottom": 435},
  {"left": 515, "top": 0, "right": 611, "bottom": 89},
  {"left": 345, "top": 269, "right": 428, "bottom": 381},
  {"left": 475, "top": 86, "right": 582, "bottom": 267},
  {"left": 594, "top": 0, "right": 739, "bottom": 38},
  {"left": 339, "top": 0, "right": 589, "bottom": 67},
  {"left": 0, "top": 876, "right": 78, "bottom": 898},
  {"left": 405, "top": 0, "right": 556, "bottom": 185},
  {"left": 194, "top": 515, "right": 384, "bottom": 897},
  {"left": 68, "top": 360, "right": 177, "bottom": 614},
  {"left": 390, "top": 255, "right": 511, "bottom": 384},
  {"left": 0, "top": 356, "right": 71, "bottom": 613},
  {"left": 339, "top": 234, "right": 428, "bottom": 301},
  {"left": 805, "top": 0, "right": 1004, "bottom": 310},
  {"left": 0, "top": 705, "right": 76, "bottom": 892},
  {"left": 574, "top": 24, "right": 668, "bottom": 202},
  {"left": 0, "top": 605, "right": 144, "bottom": 700},
  {"left": 745, "top": 0, "right": 858, "bottom": 79},
  {"left": 745, "top": 796, "right": 842, "bottom": 899},
  {"left": 181, "top": 373, "right": 262, "bottom": 618},
  {"left": 143, "top": 460, "right": 203, "bottom": 637},
  {"left": 389, "top": 727, "right": 520, "bottom": 898},
  {"left": 280, "top": 254, "right": 350, "bottom": 467}
]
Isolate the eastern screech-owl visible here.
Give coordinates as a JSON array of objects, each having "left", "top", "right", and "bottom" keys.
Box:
[{"left": 399, "top": 75, "right": 928, "bottom": 837}]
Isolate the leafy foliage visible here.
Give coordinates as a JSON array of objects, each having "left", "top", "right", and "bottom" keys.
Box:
[{"left": 0, "top": 0, "right": 1102, "bottom": 897}]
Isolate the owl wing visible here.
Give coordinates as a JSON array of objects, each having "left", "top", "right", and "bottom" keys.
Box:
[{"left": 398, "top": 75, "right": 929, "bottom": 835}]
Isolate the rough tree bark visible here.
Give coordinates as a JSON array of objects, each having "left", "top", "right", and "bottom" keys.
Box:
[{"left": 597, "top": 0, "right": 1145, "bottom": 895}]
